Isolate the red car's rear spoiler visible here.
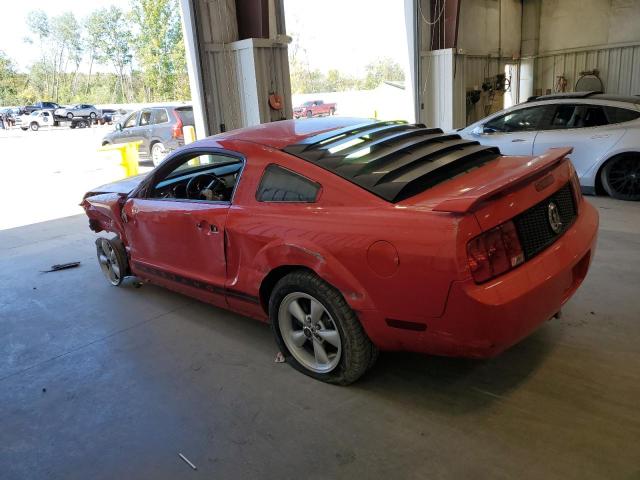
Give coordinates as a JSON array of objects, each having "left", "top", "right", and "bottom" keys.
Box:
[{"left": 432, "top": 147, "right": 573, "bottom": 214}]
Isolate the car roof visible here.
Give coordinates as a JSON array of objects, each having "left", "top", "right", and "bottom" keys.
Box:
[
  {"left": 208, "top": 117, "right": 368, "bottom": 149},
  {"left": 527, "top": 91, "right": 640, "bottom": 105}
]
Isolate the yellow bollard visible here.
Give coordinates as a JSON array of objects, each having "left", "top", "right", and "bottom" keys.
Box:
[
  {"left": 183, "top": 125, "right": 196, "bottom": 144},
  {"left": 98, "top": 140, "right": 142, "bottom": 178},
  {"left": 122, "top": 141, "right": 141, "bottom": 176},
  {"left": 184, "top": 125, "right": 201, "bottom": 166}
]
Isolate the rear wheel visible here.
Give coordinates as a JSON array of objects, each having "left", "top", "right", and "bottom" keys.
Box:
[
  {"left": 30, "top": 122, "right": 39, "bottom": 131},
  {"left": 306, "top": 110, "right": 313, "bottom": 119},
  {"left": 270, "top": 271, "right": 376, "bottom": 385},
  {"left": 329, "top": 107, "right": 335, "bottom": 116},
  {"left": 151, "top": 142, "right": 166, "bottom": 167},
  {"left": 601, "top": 154, "right": 640, "bottom": 201},
  {"left": 66, "top": 113, "right": 73, "bottom": 120},
  {"left": 96, "top": 237, "right": 128, "bottom": 286}
]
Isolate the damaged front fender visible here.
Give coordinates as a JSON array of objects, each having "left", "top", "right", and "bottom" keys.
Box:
[{"left": 81, "top": 193, "right": 128, "bottom": 239}]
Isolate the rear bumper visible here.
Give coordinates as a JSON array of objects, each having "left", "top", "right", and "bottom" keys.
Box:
[{"left": 360, "top": 199, "right": 599, "bottom": 358}]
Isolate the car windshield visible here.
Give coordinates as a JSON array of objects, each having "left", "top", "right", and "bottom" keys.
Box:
[
  {"left": 30, "top": 111, "right": 38, "bottom": 116},
  {"left": 303, "top": 101, "right": 314, "bottom": 107}
]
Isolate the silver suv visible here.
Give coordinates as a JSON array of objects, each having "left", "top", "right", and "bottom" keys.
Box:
[{"left": 101, "top": 105, "right": 194, "bottom": 166}]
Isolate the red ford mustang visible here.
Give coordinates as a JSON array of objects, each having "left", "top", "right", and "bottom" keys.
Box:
[{"left": 82, "top": 117, "right": 599, "bottom": 384}]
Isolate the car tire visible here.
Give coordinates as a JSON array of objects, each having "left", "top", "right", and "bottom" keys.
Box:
[
  {"left": 66, "top": 113, "right": 73, "bottom": 119},
  {"left": 269, "top": 270, "right": 376, "bottom": 385},
  {"left": 151, "top": 142, "right": 166, "bottom": 167},
  {"left": 306, "top": 110, "right": 313, "bottom": 119},
  {"left": 329, "top": 107, "right": 335, "bottom": 116},
  {"left": 96, "top": 236, "right": 128, "bottom": 286},
  {"left": 90, "top": 112, "right": 96, "bottom": 119},
  {"left": 601, "top": 154, "right": 640, "bottom": 201},
  {"left": 21, "top": 127, "right": 28, "bottom": 131},
  {"left": 30, "top": 122, "right": 39, "bottom": 131}
]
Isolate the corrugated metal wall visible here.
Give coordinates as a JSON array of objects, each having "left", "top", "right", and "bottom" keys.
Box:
[
  {"left": 531, "top": 43, "right": 640, "bottom": 95},
  {"left": 419, "top": 49, "right": 465, "bottom": 130}
]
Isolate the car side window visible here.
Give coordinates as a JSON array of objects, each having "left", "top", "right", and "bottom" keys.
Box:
[
  {"left": 147, "top": 152, "right": 243, "bottom": 202},
  {"left": 139, "top": 110, "right": 152, "bottom": 126},
  {"left": 483, "top": 107, "right": 546, "bottom": 133},
  {"left": 548, "top": 105, "right": 579, "bottom": 129},
  {"left": 256, "top": 165, "right": 320, "bottom": 202},
  {"left": 123, "top": 113, "right": 137, "bottom": 129},
  {"left": 152, "top": 109, "right": 169, "bottom": 124},
  {"left": 604, "top": 106, "right": 640, "bottom": 124},
  {"left": 582, "top": 106, "right": 608, "bottom": 127}
]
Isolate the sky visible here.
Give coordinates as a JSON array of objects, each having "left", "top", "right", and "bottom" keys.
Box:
[
  {"left": 2, "top": 0, "right": 130, "bottom": 72},
  {"left": 284, "top": 0, "right": 410, "bottom": 76},
  {"left": 2, "top": 0, "right": 410, "bottom": 75}
]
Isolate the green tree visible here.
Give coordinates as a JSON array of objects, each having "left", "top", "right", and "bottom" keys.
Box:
[
  {"left": 131, "top": 0, "right": 190, "bottom": 101},
  {"left": 92, "top": 6, "right": 134, "bottom": 102},
  {"left": 84, "top": 11, "right": 107, "bottom": 96},
  {"left": 363, "top": 57, "right": 405, "bottom": 90},
  {"left": 50, "top": 12, "right": 83, "bottom": 100},
  {"left": 0, "top": 51, "right": 21, "bottom": 105}
]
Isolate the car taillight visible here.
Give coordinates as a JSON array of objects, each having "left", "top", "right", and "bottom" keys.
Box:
[
  {"left": 467, "top": 220, "right": 525, "bottom": 283},
  {"left": 172, "top": 111, "right": 184, "bottom": 139}
]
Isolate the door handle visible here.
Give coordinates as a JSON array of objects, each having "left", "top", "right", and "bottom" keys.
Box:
[
  {"left": 590, "top": 134, "right": 610, "bottom": 139},
  {"left": 511, "top": 138, "right": 526, "bottom": 143},
  {"left": 196, "top": 222, "right": 218, "bottom": 233}
]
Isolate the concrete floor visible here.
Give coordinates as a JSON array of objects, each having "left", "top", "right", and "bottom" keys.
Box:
[{"left": 1, "top": 196, "right": 639, "bottom": 480}]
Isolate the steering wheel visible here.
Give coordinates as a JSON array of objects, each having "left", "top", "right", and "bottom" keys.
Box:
[{"left": 186, "top": 173, "right": 227, "bottom": 200}]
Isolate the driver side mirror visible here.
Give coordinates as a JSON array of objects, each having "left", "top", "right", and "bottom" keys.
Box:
[
  {"left": 115, "top": 122, "right": 123, "bottom": 131},
  {"left": 479, "top": 125, "right": 498, "bottom": 135}
]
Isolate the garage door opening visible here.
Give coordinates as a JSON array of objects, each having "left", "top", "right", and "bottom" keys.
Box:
[
  {"left": 0, "top": 0, "right": 193, "bottom": 230},
  {"left": 284, "top": 0, "right": 414, "bottom": 122}
]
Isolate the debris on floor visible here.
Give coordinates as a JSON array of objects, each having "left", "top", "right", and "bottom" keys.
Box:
[
  {"left": 274, "top": 352, "right": 285, "bottom": 363},
  {"left": 178, "top": 453, "right": 197, "bottom": 470},
  {"left": 40, "top": 261, "right": 81, "bottom": 273}
]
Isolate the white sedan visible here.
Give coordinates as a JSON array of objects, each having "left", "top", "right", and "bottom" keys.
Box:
[
  {"left": 19, "top": 110, "right": 53, "bottom": 131},
  {"left": 458, "top": 92, "right": 640, "bottom": 200}
]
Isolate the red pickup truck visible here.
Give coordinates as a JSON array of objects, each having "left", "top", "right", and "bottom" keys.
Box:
[{"left": 293, "top": 100, "right": 337, "bottom": 119}]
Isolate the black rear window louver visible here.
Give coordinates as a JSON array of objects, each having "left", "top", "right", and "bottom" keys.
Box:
[{"left": 282, "top": 120, "right": 500, "bottom": 203}]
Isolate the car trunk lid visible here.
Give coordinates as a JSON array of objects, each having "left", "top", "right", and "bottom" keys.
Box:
[{"left": 406, "top": 147, "right": 576, "bottom": 230}]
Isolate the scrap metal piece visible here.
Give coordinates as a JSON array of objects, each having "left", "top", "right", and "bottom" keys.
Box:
[
  {"left": 178, "top": 453, "right": 197, "bottom": 470},
  {"left": 40, "top": 261, "right": 81, "bottom": 273}
]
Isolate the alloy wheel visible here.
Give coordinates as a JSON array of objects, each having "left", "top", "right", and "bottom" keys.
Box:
[
  {"left": 607, "top": 156, "right": 640, "bottom": 198},
  {"left": 151, "top": 143, "right": 166, "bottom": 166},
  {"left": 97, "top": 238, "right": 122, "bottom": 286},
  {"left": 278, "top": 292, "right": 342, "bottom": 373}
]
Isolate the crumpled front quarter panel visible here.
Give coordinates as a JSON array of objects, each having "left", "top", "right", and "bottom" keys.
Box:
[{"left": 81, "top": 193, "right": 127, "bottom": 240}]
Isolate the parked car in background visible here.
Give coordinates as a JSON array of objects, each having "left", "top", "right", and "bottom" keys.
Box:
[
  {"left": 293, "top": 100, "right": 337, "bottom": 119},
  {"left": 98, "top": 109, "right": 117, "bottom": 125},
  {"left": 82, "top": 118, "right": 598, "bottom": 384},
  {"left": 54, "top": 104, "right": 101, "bottom": 120},
  {"left": 458, "top": 91, "right": 640, "bottom": 200},
  {"left": 101, "top": 105, "right": 194, "bottom": 166},
  {"left": 19, "top": 110, "right": 54, "bottom": 131},
  {"left": 0, "top": 108, "right": 18, "bottom": 127},
  {"left": 23, "top": 101, "right": 60, "bottom": 115}
]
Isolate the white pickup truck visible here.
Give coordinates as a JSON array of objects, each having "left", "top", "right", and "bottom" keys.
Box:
[{"left": 19, "top": 110, "right": 54, "bottom": 131}]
